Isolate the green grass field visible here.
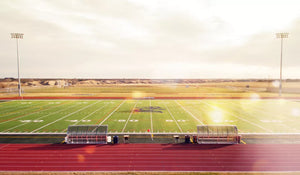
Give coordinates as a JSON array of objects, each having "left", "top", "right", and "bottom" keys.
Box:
[{"left": 0, "top": 99, "right": 300, "bottom": 133}]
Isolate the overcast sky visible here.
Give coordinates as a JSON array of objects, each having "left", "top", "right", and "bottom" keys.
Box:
[{"left": 1, "top": 0, "right": 300, "bottom": 79}]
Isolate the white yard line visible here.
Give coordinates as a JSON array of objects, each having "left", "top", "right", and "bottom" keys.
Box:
[
  {"left": 150, "top": 100, "right": 153, "bottom": 133},
  {"left": 164, "top": 103, "right": 183, "bottom": 133},
  {"left": 175, "top": 100, "right": 204, "bottom": 125},
  {"left": 0, "top": 103, "right": 56, "bottom": 125},
  {"left": 4, "top": 102, "right": 76, "bottom": 132},
  {"left": 226, "top": 101, "right": 297, "bottom": 132},
  {"left": 122, "top": 102, "right": 138, "bottom": 132},
  {"left": 31, "top": 101, "right": 100, "bottom": 133},
  {"left": 200, "top": 100, "right": 273, "bottom": 133},
  {"left": 0, "top": 103, "right": 45, "bottom": 118},
  {"left": 98, "top": 100, "right": 125, "bottom": 125},
  {"left": 63, "top": 101, "right": 107, "bottom": 132}
]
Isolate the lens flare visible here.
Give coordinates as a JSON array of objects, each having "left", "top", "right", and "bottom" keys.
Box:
[
  {"left": 272, "top": 80, "right": 280, "bottom": 87},
  {"left": 210, "top": 110, "right": 223, "bottom": 123},
  {"left": 77, "top": 154, "right": 85, "bottom": 163},
  {"left": 250, "top": 93, "right": 260, "bottom": 101},
  {"left": 85, "top": 145, "right": 96, "bottom": 154},
  {"left": 291, "top": 108, "right": 300, "bottom": 117},
  {"left": 132, "top": 91, "right": 145, "bottom": 98}
]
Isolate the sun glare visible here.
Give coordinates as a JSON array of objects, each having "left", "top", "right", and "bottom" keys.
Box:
[
  {"left": 210, "top": 110, "right": 224, "bottom": 123},
  {"left": 132, "top": 91, "right": 145, "bottom": 98},
  {"left": 250, "top": 93, "right": 260, "bottom": 101},
  {"left": 291, "top": 108, "right": 300, "bottom": 117},
  {"left": 272, "top": 80, "right": 280, "bottom": 88}
]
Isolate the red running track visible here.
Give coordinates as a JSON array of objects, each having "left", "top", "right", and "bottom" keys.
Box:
[{"left": 0, "top": 144, "right": 300, "bottom": 172}]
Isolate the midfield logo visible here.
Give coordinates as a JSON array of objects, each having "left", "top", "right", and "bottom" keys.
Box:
[{"left": 133, "top": 106, "right": 164, "bottom": 113}]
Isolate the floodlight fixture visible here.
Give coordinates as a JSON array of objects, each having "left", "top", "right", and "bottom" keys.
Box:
[
  {"left": 276, "top": 32, "right": 289, "bottom": 97},
  {"left": 276, "top": 33, "right": 289, "bottom": 38},
  {"left": 11, "top": 33, "right": 24, "bottom": 97},
  {"left": 11, "top": 33, "right": 24, "bottom": 39}
]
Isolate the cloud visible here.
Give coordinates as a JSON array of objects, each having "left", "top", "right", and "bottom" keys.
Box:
[{"left": 0, "top": 0, "right": 300, "bottom": 78}]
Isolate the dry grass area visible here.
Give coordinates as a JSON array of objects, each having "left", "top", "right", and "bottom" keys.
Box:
[
  {"left": 1, "top": 79, "right": 300, "bottom": 98},
  {"left": 0, "top": 172, "right": 298, "bottom": 175}
]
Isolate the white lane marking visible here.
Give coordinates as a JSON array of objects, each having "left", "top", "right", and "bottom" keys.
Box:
[
  {"left": 4, "top": 102, "right": 76, "bottom": 132},
  {"left": 66, "top": 101, "right": 107, "bottom": 130},
  {"left": 122, "top": 103, "right": 138, "bottom": 132},
  {"left": 227, "top": 100, "right": 298, "bottom": 131},
  {"left": 175, "top": 100, "right": 204, "bottom": 125},
  {"left": 99, "top": 100, "right": 126, "bottom": 125},
  {"left": 0, "top": 102, "right": 45, "bottom": 118},
  {"left": 164, "top": 103, "right": 183, "bottom": 133},
  {"left": 0, "top": 103, "right": 56, "bottom": 125},
  {"left": 150, "top": 100, "right": 153, "bottom": 132},
  {"left": 32, "top": 101, "right": 100, "bottom": 133},
  {"left": 200, "top": 100, "right": 273, "bottom": 133},
  {"left": 19, "top": 120, "right": 43, "bottom": 123}
]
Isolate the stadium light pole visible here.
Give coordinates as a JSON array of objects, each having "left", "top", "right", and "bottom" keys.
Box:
[
  {"left": 11, "top": 33, "right": 24, "bottom": 97},
  {"left": 276, "top": 32, "right": 288, "bottom": 97}
]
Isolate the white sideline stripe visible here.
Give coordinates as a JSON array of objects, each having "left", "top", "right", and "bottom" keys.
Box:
[
  {"left": 122, "top": 102, "right": 138, "bottom": 132},
  {"left": 0, "top": 102, "right": 45, "bottom": 118},
  {"left": 32, "top": 101, "right": 100, "bottom": 133},
  {"left": 0, "top": 103, "right": 54, "bottom": 125},
  {"left": 226, "top": 101, "right": 295, "bottom": 131},
  {"left": 0, "top": 101, "right": 35, "bottom": 114},
  {"left": 200, "top": 100, "right": 273, "bottom": 133},
  {"left": 4, "top": 102, "right": 76, "bottom": 132},
  {"left": 0, "top": 104, "right": 28, "bottom": 116},
  {"left": 63, "top": 101, "right": 107, "bottom": 132},
  {"left": 175, "top": 100, "right": 204, "bottom": 125},
  {"left": 150, "top": 100, "right": 153, "bottom": 132},
  {"left": 99, "top": 100, "right": 125, "bottom": 125},
  {"left": 164, "top": 103, "right": 183, "bottom": 133}
]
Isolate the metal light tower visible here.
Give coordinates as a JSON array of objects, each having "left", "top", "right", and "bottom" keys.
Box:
[
  {"left": 11, "top": 33, "right": 24, "bottom": 97},
  {"left": 276, "top": 32, "right": 288, "bottom": 97}
]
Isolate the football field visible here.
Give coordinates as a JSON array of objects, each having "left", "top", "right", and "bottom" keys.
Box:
[{"left": 0, "top": 99, "right": 300, "bottom": 133}]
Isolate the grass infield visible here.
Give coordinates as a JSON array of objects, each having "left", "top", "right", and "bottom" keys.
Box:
[{"left": 0, "top": 99, "right": 300, "bottom": 134}]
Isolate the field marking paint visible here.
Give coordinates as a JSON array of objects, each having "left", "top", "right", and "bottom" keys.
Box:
[
  {"left": 19, "top": 120, "right": 43, "bottom": 123},
  {"left": 32, "top": 101, "right": 100, "bottom": 133},
  {"left": 122, "top": 102, "right": 138, "bottom": 132},
  {"left": 66, "top": 120, "right": 78, "bottom": 122},
  {"left": 65, "top": 101, "right": 107, "bottom": 130},
  {"left": 0, "top": 102, "right": 35, "bottom": 115},
  {"left": 98, "top": 100, "right": 125, "bottom": 125},
  {"left": 0, "top": 102, "right": 47, "bottom": 118},
  {"left": 0, "top": 101, "right": 53, "bottom": 115},
  {"left": 227, "top": 100, "right": 299, "bottom": 132},
  {"left": 0, "top": 102, "right": 62, "bottom": 126},
  {"left": 150, "top": 100, "right": 153, "bottom": 133},
  {"left": 200, "top": 100, "right": 273, "bottom": 133},
  {"left": 164, "top": 103, "right": 183, "bottom": 133},
  {"left": 175, "top": 100, "right": 204, "bottom": 125},
  {"left": 3, "top": 102, "right": 76, "bottom": 132}
]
